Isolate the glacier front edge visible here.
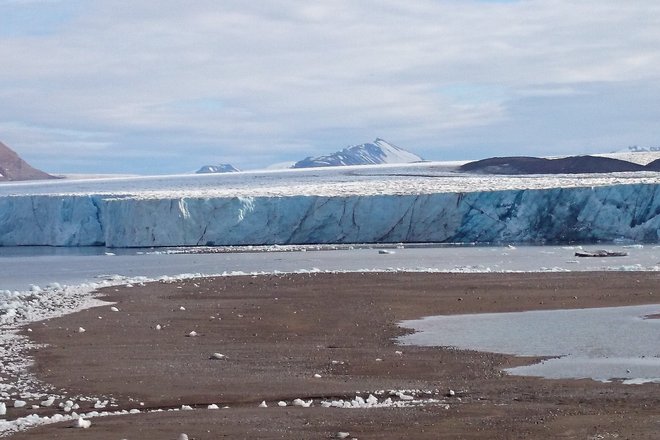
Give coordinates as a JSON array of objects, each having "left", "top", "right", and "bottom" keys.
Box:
[{"left": 0, "top": 184, "right": 658, "bottom": 247}]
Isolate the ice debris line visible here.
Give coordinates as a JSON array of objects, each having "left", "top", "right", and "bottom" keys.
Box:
[{"left": 0, "top": 183, "right": 659, "bottom": 247}]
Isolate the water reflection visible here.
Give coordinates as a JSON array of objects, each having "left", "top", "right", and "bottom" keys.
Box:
[{"left": 399, "top": 304, "right": 660, "bottom": 383}]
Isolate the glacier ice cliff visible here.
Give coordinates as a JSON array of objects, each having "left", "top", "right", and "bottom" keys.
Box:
[{"left": 0, "top": 184, "right": 658, "bottom": 247}]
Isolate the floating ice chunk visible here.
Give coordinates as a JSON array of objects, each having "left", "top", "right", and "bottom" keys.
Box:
[
  {"left": 395, "top": 350, "right": 403, "bottom": 355},
  {"left": 110, "top": 306, "right": 119, "bottom": 312},
  {"left": 258, "top": 401, "right": 267, "bottom": 408},
  {"left": 378, "top": 249, "right": 394, "bottom": 255},
  {"left": 313, "top": 373, "right": 322, "bottom": 378},
  {"left": 335, "top": 432, "right": 350, "bottom": 439},
  {"left": 207, "top": 404, "right": 219, "bottom": 409},
  {"left": 366, "top": 394, "right": 378, "bottom": 405},
  {"left": 187, "top": 331, "right": 197, "bottom": 337},
  {"left": 178, "top": 434, "right": 189, "bottom": 440},
  {"left": 77, "top": 327, "right": 86, "bottom": 333},
  {"left": 0, "top": 402, "right": 6, "bottom": 415},
  {"left": 277, "top": 401, "right": 287, "bottom": 407},
  {"left": 155, "top": 324, "right": 162, "bottom": 330},
  {"left": 72, "top": 417, "right": 91, "bottom": 428},
  {"left": 13, "top": 400, "right": 26, "bottom": 408},
  {"left": 210, "top": 353, "right": 226, "bottom": 360},
  {"left": 447, "top": 389, "right": 456, "bottom": 397},
  {"left": 179, "top": 306, "right": 186, "bottom": 311}
]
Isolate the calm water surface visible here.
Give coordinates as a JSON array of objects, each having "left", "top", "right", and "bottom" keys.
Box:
[
  {"left": 1, "top": 244, "right": 659, "bottom": 291},
  {"left": 399, "top": 304, "right": 660, "bottom": 383}
]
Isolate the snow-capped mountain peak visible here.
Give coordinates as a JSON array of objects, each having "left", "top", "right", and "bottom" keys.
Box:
[
  {"left": 196, "top": 164, "right": 240, "bottom": 174},
  {"left": 292, "top": 139, "right": 423, "bottom": 168}
]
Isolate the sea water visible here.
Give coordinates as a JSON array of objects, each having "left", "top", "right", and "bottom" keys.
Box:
[{"left": 1, "top": 244, "right": 659, "bottom": 291}]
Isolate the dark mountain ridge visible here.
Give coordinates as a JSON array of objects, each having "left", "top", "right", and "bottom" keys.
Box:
[{"left": 460, "top": 155, "right": 650, "bottom": 175}]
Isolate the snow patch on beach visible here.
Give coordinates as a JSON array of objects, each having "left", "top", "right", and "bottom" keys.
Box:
[
  {"left": 254, "top": 389, "right": 452, "bottom": 411},
  {"left": 0, "top": 275, "right": 167, "bottom": 436},
  {"left": 0, "top": 281, "right": 113, "bottom": 411},
  {"left": 0, "top": 407, "right": 147, "bottom": 437},
  {"left": 0, "top": 388, "right": 452, "bottom": 437}
]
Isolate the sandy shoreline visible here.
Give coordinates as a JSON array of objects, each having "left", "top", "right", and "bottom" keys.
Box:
[{"left": 5, "top": 271, "right": 660, "bottom": 439}]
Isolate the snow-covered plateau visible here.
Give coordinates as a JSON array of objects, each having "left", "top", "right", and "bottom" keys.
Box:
[{"left": 0, "top": 163, "right": 659, "bottom": 247}]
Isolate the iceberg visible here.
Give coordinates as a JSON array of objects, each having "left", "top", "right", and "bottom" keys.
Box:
[{"left": 0, "top": 181, "right": 658, "bottom": 247}]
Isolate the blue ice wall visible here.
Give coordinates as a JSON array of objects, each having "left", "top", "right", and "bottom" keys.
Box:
[{"left": 0, "top": 184, "right": 658, "bottom": 247}]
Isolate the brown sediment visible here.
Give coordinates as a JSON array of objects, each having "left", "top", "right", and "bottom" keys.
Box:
[{"left": 9, "top": 271, "right": 660, "bottom": 439}]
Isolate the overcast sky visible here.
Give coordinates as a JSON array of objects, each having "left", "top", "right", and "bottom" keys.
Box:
[{"left": 1, "top": 0, "right": 660, "bottom": 174}]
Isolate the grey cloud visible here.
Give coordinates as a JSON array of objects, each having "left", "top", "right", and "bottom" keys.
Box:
[{"left": 1, "top": 0, "right": 660, "bottom": 172}]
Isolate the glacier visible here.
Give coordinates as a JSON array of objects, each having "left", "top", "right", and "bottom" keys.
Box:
[{"left": 0, "top": 175, "right": 658, "bottom": 247}]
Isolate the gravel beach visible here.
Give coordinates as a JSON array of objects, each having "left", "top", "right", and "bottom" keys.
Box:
[{"left": 7, "top": 272, "right": 660, "bottom": 439}]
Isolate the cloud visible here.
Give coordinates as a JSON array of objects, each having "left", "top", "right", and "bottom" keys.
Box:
[{"left": 1, "top": 0, "right": 660, "bottom": 172}]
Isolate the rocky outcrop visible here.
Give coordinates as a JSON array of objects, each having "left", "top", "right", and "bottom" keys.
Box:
[
  {"left": 0, "top": 141, "right": 57, "bottom": 181},
  {"left": 196, "top": 164, "right": 240, "bottom": 174}
]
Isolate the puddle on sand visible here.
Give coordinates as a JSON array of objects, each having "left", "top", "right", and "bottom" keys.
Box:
[{"left": 398, "top": 304, "right": 660, "bottom": 384}]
